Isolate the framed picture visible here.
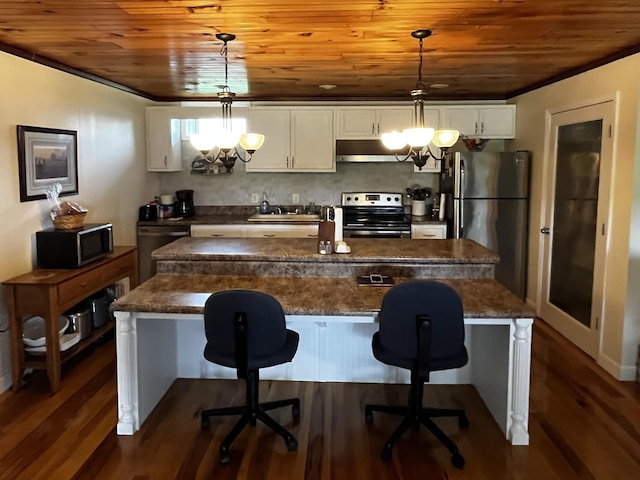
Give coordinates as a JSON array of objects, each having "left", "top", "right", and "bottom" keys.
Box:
[{"left": 17, "top": 125, "right": 78, "bottom": 202}]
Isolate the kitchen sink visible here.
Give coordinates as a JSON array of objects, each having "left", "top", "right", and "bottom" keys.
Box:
[{"left": 248, "top": 213, "right": 320, "bottom": 222}]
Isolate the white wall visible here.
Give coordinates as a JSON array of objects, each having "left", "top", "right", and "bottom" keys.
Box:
[
  {"left": 511, "top": 54, "right": 640, "bottom": 378},
  {"left": 0, "top": 52, "right": 157, "bottom": 392}
]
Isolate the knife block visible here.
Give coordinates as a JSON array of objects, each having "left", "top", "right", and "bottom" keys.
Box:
[{"left": 318, "top": 221, "right": 335, "bottom": 251}]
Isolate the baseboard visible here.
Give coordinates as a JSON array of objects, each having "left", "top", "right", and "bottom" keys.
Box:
[{"left": 598, "top": 351, "right": 638, "bottom": 381}]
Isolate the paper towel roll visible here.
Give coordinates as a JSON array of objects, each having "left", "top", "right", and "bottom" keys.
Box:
[
  {"left": 333, "top": 206, "right": 343, "bottom": 242},
  {"left": 438, "top": 193, "right": 446, "bottom": 221}
]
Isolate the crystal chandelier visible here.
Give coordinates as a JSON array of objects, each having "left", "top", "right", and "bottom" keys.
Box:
[
  {"left": 381, "top": 30, "right": 459, "bottom": 170},
  {"left": 190, "top": 33, "right": 265, "bottom": 173}
]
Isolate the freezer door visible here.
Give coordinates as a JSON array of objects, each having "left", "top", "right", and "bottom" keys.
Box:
[
  {"left": 456, "top": 151, "right": 529, "bottom": 199},
  {"left": 455, "top": 198, "right": 528, "bottom": 299}
]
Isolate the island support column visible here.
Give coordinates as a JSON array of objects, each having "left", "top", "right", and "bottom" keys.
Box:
[{"left": 509, "top": 318, "right": 533, "bottom": 445}]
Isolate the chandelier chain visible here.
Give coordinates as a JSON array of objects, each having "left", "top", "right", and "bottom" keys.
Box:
[
  {"left": 415, "top": 36, "right": 426, "bottom": 91},
  {"left": 220, "top": 41, "right": 229, "bottom": 90}
]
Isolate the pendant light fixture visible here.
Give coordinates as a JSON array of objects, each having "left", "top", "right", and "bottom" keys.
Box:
[
  {"left": 381, "top": 30, "right": 460, "bottom": 170},
  {"left": 190, "top": 33, "right": 265, "bottom": 173}
]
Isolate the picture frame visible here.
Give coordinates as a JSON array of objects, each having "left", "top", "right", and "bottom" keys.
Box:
[{"left": 17, "top": 125, "right": 78, "bottom": 202}]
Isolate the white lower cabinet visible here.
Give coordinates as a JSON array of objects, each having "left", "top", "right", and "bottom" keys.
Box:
[
  {"left": 246, "top": 224, "right": 318, "bottom": 238},
  {"left": 411, "top": 224, "right": 447, "bottom": 239},
  {"left": 190, "top": 224, "right": 248, "bottom": 238},
  {"left": 191, "top": 223, "right": 318, "bottom": 238}
]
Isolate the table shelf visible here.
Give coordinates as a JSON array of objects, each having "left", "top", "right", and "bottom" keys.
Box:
[{"left": 3, "top": 246, "right": 138, "bottom": 392}]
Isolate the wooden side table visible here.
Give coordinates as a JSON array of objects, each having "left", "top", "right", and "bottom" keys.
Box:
[{"left": 2, "top": 246, "right": 138, "bottom": 392}]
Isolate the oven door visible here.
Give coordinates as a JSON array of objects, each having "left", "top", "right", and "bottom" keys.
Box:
[{"left": 343, "top": 229, "right": 410, "bottom": 239}]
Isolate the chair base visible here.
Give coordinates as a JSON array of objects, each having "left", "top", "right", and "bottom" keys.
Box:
[
  {"left": 201, "top": 374, "right": 300, "bottom": 464},
  {"left": 365, "top": 403, "right": 468, "bottom": 469}
]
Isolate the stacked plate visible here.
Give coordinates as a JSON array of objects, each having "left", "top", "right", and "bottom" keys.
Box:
[{"left": 22, "top": 316, "right": 80, "bottom": 354}]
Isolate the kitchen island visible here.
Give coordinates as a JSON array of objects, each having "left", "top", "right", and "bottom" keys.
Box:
[{"left": 112, "top": 237, "right": 534, "bottom": 446}]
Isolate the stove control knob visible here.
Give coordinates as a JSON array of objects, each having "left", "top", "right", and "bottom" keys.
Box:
[
  {"left": 354, "top": 196, "right": 359, "bottom": 202},
  {"left": 387, "top": 196, "right": 391, "bottom": 202},
  {"left": 345, "top": 196, "right": 351, "bottom": 202}
]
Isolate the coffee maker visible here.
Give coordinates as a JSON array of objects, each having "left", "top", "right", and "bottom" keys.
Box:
[{"left": 174, "top": 189, "right": 195, "bottom": 217}]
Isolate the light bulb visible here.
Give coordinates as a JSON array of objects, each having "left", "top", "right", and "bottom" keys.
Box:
[
  {"left": 190, "top": 133, "right": 216, "bottom": 153},
  {"left": 432, "top": 129, "right": 460, "bottom": 148},
  {"left": 239, "top": 133, "right": 265, "bottom": 152},
  {"left": 213, "top": 128, "right": 241, "bottom": 150},
  {"left": 402, "top": 127, "right": 435, "bottom": 148},
  {"left": 381, "top": 131, "right": 407, "bottom": 150}
]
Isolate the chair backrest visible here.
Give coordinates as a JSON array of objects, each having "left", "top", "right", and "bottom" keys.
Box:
[
  {"left": 204, "top": 289, "right": 288, "bottom": 363},
  {"left": 378, "top": 280, "right": 466, "bottom": 365}
]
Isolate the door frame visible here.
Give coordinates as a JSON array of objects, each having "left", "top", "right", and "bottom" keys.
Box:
[{"left": 536, "top": 94, "right": 617, "bottom": 359}]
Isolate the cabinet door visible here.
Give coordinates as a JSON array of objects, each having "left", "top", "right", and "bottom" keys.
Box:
[
  {"left": 291, "top": 109, "right": 335, "bottom": 171},
  {"left": 411, "top": 224, "right": 447, "bottom": 239},
  {"left": 146, "top": 108, "right": 183, "bottom": 171},
  {"left": 190, "top": 225, "right": 247, "bottom": 237},
  {"left": 337, "top": 107, "right": 413, "bottom": 139},
  {"left": 377, "top": 108, "right": 413, "bottom": 135},
  {"left": 443, "top": 107, "right": 480, "bottom": 137},
  {"left": 337, "top": 109, "right": 377, "bottom": 138},
  {"left": 246, "top": 224, "right": 318, "bottom": 238},
  {"left": 443, "top": 105, "right": 516, "bottom": 138},
  {"left": 479, "top": 106, "right": 515, "bottom": 138},
  {"left": 245, "top": 109, "right": 291, "bottom": 171}
]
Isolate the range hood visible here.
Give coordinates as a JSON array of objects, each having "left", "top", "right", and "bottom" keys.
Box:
[{"left": 336, "top": 139, "right": 399, "bottom": 163}]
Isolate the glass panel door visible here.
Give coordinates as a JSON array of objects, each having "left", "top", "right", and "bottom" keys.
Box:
[
  {"left": 539, "top": 101, "right": 613, "bottom": 358},
  {"left": 549, "top": 120, "right": 601, "bottom": 327}
]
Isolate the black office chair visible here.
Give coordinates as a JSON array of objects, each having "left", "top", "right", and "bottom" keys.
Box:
[
  {"left": 201, "top": 290, "right": 300, "bottom": 464},
  {"left": 365, "top": 280, "right": 469, "bottom": 468}
]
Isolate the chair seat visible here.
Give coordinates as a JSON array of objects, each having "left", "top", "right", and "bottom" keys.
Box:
[
  {"left": 372, "top": 332, "right": 468, "bottom": 373},
  {"left": 205, "top": 329, "right": 299, "bottom": 370}
]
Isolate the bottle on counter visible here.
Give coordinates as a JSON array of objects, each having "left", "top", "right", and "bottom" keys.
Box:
[{"left": 260, "top": 192, "right": 270, "bottom": 214}]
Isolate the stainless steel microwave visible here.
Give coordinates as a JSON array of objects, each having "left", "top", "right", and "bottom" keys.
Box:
[{"left": 36, "top": 223, "right": 113, "bottom": 268}]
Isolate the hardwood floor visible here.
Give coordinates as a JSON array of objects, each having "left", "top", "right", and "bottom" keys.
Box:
[{"left": 1, "top": 320, "right": 639, "bottom": 480}]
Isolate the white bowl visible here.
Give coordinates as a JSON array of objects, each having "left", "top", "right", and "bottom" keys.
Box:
[{"left": 22, "top": 316, "right": 69, "bottom": 348}]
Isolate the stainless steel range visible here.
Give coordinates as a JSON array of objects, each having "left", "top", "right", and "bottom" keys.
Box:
[{"left": 341, "top": 192, "right": 411, "bottom": 238}]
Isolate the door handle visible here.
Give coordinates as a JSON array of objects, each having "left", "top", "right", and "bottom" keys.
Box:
[{"left": 540, "top": 227, "right": 550, "bottom": 234}]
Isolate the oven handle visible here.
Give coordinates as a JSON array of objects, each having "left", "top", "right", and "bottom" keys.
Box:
[{"left": 344, "top": 230, "right": 410, "bottom": 239}]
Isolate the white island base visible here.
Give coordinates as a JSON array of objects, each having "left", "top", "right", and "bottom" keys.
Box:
[{"left": 115, "top": 311, "right": 533, "bottom": 446}]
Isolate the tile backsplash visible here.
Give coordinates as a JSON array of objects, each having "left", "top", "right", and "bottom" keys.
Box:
[{"left": 157, "top": 140, "right": 504, "bottom": 207}]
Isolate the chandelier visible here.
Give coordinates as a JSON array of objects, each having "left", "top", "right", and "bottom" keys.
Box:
[
  {"left": 190, "top": 33, "right": 265, "bottom": 173},
  {"left": 381, "top": 30, "right": 459, "bottom": 170}
]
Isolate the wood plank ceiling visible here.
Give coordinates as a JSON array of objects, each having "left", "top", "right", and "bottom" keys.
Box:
[{"left": 1, "top": 0, "right": 640, "bottom": 102}]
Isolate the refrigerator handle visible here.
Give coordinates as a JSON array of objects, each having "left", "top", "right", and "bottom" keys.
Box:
[{"left": 458, "top": 160, "right": 465, "bottom": 238}]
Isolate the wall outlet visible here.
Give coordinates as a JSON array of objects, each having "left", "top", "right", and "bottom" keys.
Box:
[
  {"left": 251, "top": 193, "right": 259, "bottom": 204},
  {"left": 292, "top": 193, "right": 300, "bottom": 203}
]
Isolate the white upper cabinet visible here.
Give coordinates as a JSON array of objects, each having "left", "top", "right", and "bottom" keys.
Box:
[
  {"left": 337, "top": 107, "right": 415, "bottom": 139},
  {"left": 443, "top": 105, "right": 515, "bottom": 138},
  {"left": 246, "top": 108, "right": 335, "bottom": 172},
  {"left": 146, "top": 107, "right": 183, "bottom": 171}
]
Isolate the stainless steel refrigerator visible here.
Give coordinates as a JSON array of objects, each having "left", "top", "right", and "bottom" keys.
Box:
[{"left": 442, "top": 150, "right": 530, "bottom": 299}]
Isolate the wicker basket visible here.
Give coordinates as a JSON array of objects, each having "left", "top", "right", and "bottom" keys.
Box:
[{"left": 53, "top": 213, "right": 86, "bottom": 230}]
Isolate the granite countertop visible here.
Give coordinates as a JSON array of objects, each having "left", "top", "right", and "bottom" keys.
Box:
[
  {"left": 112, "top": 274, "right": 533, "bottom": 318},
  {"left": 151, "top": 237, "right": 499, "bottom": 265}
]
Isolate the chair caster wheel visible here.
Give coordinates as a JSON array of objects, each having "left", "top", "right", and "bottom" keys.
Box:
[
  {"left": 286, "top": 436, "right": 298, "bottom": 451},
  {"left": 201, "top": 415, "right": 210, "bottom": 429},
  {"left": 380, "top": 445, "right": 392, "bottom": 462},
  {"left": 220, "top": 447, "right": 231, "bottom": 465},
  {"left": 459, "top": 414, "right": 469, "bottom": 429},
  {"left": 451, "top": 453, "right": 465, "bottom": 469}
]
